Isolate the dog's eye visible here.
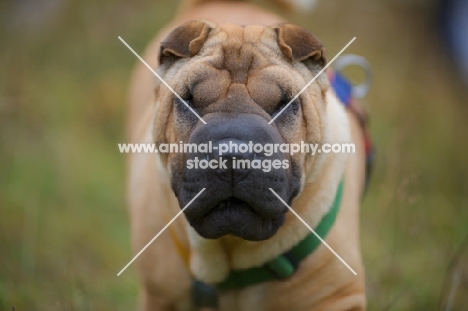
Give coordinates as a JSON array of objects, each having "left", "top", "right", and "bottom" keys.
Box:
[
  {"left": 271, "top": 98, "right": 299, "bottom": 119},
  {"left": 176, "top": 95, "right": 196, "bottom": 110},
  {"left": 175, "top": 95, "right": 202, "bottom": 123}
]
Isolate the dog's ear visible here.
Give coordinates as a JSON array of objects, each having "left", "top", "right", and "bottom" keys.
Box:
[
  {"left": 274, "top": 23, "right": 326, "bottom": 69},
  {"left": 159, "top": 20, "right": 212, "bottom": 65}
]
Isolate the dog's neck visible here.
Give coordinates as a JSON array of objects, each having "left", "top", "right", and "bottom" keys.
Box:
[{"left": 186, "top": 89, "right": 351, "bottom": 284}]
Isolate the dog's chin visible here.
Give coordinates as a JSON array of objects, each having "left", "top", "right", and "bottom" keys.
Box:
[{"left": 188, "top": 198, "right": 285, "bottom": 241}]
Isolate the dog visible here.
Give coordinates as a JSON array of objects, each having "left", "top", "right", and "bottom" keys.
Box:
[{"left": 126, "top": 0, "right": 368, "bottom": 310}]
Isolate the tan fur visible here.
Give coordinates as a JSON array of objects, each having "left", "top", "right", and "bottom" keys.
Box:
[{"left": 127, "top": 0, "right": 366, "bottom": 310}]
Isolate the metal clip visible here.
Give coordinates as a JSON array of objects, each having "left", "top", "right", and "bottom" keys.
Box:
[
  {"left": 192, "top": 279, "right": 219, "bottom": 310},
  {"left": 334, "top": 54, "right": 372, "bottom": 99}
]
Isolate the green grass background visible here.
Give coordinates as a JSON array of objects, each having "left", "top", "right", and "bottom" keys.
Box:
[{"left": 1, "top": 0, "right": 467, "bottom": 310}]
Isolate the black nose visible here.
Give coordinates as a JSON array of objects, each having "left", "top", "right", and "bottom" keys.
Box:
[
  {"left": 208, "top": 139, "right": 261, "bottom": 161},
  {"left": 206, "top": 139, "right": 261, "bottom": 182}
]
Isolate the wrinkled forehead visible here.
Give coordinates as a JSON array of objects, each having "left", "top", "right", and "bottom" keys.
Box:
[
  {"left": 180, "top": 25, "right": 301, "bottom": 112},
  {"left": 202, "top": 24, "right": 285, "bottom": 75}
]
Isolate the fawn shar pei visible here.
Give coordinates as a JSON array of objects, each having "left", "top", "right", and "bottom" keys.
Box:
[{"left": 126, "top": 0, "right": 367, "bottom": 310}]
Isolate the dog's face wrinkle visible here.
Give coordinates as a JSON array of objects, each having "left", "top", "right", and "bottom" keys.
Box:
[
  {"left": 168, "top": 27, "right": 306, "bottom": 120},
  {"left": 222, "top": 43, "right": 256, "bottom": 84},
  {"left": 178, "top": 61, "right": 298, "bottom": 119}
]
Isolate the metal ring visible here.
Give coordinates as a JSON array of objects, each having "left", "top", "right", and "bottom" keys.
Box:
[{"left": 334, "top": 54, "right": 372, "bottom": 99}]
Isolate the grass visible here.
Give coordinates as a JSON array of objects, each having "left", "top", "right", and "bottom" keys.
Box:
[{"left": 1, "top": 0, "right": 467, "bottom": 310}]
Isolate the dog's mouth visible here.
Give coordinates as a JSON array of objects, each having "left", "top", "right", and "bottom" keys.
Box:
[
  {"left": 173, "top": 113, "right": 301, "bottom": 241},
  {"left": 188, "top": 197, "right": 285, "bottom": 241},
  {"left": 212, "top": 197, "right": 253, "bottom": 214}
]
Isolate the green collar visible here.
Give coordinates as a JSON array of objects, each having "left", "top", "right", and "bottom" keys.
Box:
[{"left": 216, "top": 179, "right": 344, "bottom": 291}]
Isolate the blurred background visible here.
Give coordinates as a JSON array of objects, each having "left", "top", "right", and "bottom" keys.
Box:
[{"left": 1, "top": 0, "right": 467, "bottom": 310}]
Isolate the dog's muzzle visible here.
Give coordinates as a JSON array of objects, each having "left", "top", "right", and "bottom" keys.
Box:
[{"left": 171, "top": 113, "right": 301, "bottom": 241}]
